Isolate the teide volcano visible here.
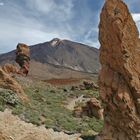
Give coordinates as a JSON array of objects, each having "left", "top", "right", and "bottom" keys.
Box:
[{"left": 0, "top": 38, "right": 99, "bottom": 79}]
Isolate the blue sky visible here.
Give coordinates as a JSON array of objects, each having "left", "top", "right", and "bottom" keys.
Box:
[{"left": 0, "top": 0, "right": 140, "bottom": 53}]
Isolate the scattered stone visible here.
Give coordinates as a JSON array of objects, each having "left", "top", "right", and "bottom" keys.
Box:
[
  {"left": 84, "top": 98, "right": 103, "bottom": 120},
  {"left": 71, "top": 86, "right": 79, "bottom": 91},
  {"left": 71, "top": 81, "right": 98, "bottom": 91},
  {"left": 73, "top": 107, "right": 83, "bottom": 118},
  {"left": 63, "top": 88, "right": 68, "bottom": 92},
  {"left": 50, "top": 90, "right": 56, "bottom": 93},
  {"left": 73, "top": 98, "right": 103, "bottom": 120},
  {"left": 83, "top": 81, "right": 99, "bottom": 90}
]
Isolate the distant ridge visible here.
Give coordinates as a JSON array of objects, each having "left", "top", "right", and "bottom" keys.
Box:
[{"left": 0, "top": 38, "right": 99, "bottom": 79}]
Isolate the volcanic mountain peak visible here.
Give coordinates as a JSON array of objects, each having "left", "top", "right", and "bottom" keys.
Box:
[
  {"left": 50, "top": 38, "right": 62, "bottom": 47},
  {"left": 0, "top": 38, "right": 99, "bottom": 79}
]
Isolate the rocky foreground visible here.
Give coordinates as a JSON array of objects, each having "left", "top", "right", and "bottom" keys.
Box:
[
  {"left": 0, "top": 65, "right": 83, "bottom": 140},
  {"left": 0, "top": 109, "right": 82, "bottom": 140}
]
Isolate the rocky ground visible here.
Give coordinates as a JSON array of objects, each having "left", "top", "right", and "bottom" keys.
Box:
[
  {"left": 0, "top": 66, "right": 103, "bottom": 140},
  {"left": 0, "top": 109, "right": 82, "bottom": 140}
]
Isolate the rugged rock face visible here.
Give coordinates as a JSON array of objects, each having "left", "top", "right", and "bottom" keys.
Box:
[
  {"left": 2, "top": 63, "right": 18, "bottom": 74},
  {"left": 98, "top": 0, "right": 140, "bottom": 139},
  {"left": 0, "top": 67, "right": 28, "bottom": 101}
]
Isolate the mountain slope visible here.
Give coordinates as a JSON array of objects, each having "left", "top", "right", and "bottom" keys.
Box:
[
  {"left": 31, "top": 38, "right": 99, "bottom": 73},
  {"left": 0, "top": 38, "right": 99, "bottom": 79}
]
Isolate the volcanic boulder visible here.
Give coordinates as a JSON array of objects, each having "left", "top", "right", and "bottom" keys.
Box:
[
  {"left": 98, "top": 0, "right": 140, "bottom": 139},
  {"left": 73, "top": 98, "right": 103, "bottom": 119},
  {"left": 85, "top": 98, "right": 103, "bottom": 120}
]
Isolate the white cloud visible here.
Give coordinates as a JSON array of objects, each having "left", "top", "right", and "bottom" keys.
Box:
[
  {"left": 85, "top": 28, "right": 98, "bottom": 40},
  {"left": 132, "top": 13, "right": 140, "bottom": 35},
  {"left": 26, "top": 0, "right": 74, "bottom": 21},
  {"left": 0, "top": 2, "right": 4, "bottom": 6},
  {"left": 0, "top": 17, "right": 71, "bottom": 53},
  {"left": 0, "top": 0, "right": 100, "bottom": 53},
  {"left": 132, "top": 13, "right": 140, "bottom": 22},
  {"left": 0, "top": 0, "right": 75, "bottom": 53},
  {"left": 84, "top": 39, "right": 100, "bottom": 48}
]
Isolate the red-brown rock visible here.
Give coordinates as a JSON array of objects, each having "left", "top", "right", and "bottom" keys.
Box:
[
  {"left": 2, "top": 63, "right": 18, "bottom": 74},
  {"left": 83, "top": 81, "right": 99, "bottom": 90},
  {"left": 85, "top": 98, "right": 103, "bottom": 120},
  {"left": 98, "top": 0, "right": 140, "bottom": 139},
  {"left": 73, "top": 98, "right": 103, "bottom": 120},
  {"left": 15, "top": 43, "right": 30, "bottom": 76},
  {"left": 0, "top": 67, "right": 28, "bottom": 102}
]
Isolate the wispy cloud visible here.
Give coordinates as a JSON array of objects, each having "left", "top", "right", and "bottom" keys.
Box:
[
  {"left": 0, "top": 0, "right": 4, "bottom": 6},
  {"left": 0, "top": 3, "right": 4, "bottom": 6},
  {"left": 84, "top": 27, "right": 99, "bottom": 47},
  {"left": 0, "top": 0, "right": 140, "bottom": 54},
  {"left": 0, "top": 0, "right": 101, "bottom": 53},
  {"left": 0, "top": 0, "right": 75, "bottom": 53},
  {"left": 25, "top": 0, "right": 74, "bottom": 22}
]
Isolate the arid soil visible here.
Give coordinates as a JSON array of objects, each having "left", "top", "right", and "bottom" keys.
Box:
[{"left": 0, "top": 109, "right": 82, "bottom": 140}]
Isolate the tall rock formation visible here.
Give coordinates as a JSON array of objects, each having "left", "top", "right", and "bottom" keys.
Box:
[
  {"left": 16, "top": 43, "right": 30, "bottom": 76},
  {"left": 98, "top": 0, "right": 140, "bottom": 139}
]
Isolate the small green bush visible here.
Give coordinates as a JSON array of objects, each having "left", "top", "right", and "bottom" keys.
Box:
[{"left": 0, "top": 88, "right": 20, "bottom": 111}]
